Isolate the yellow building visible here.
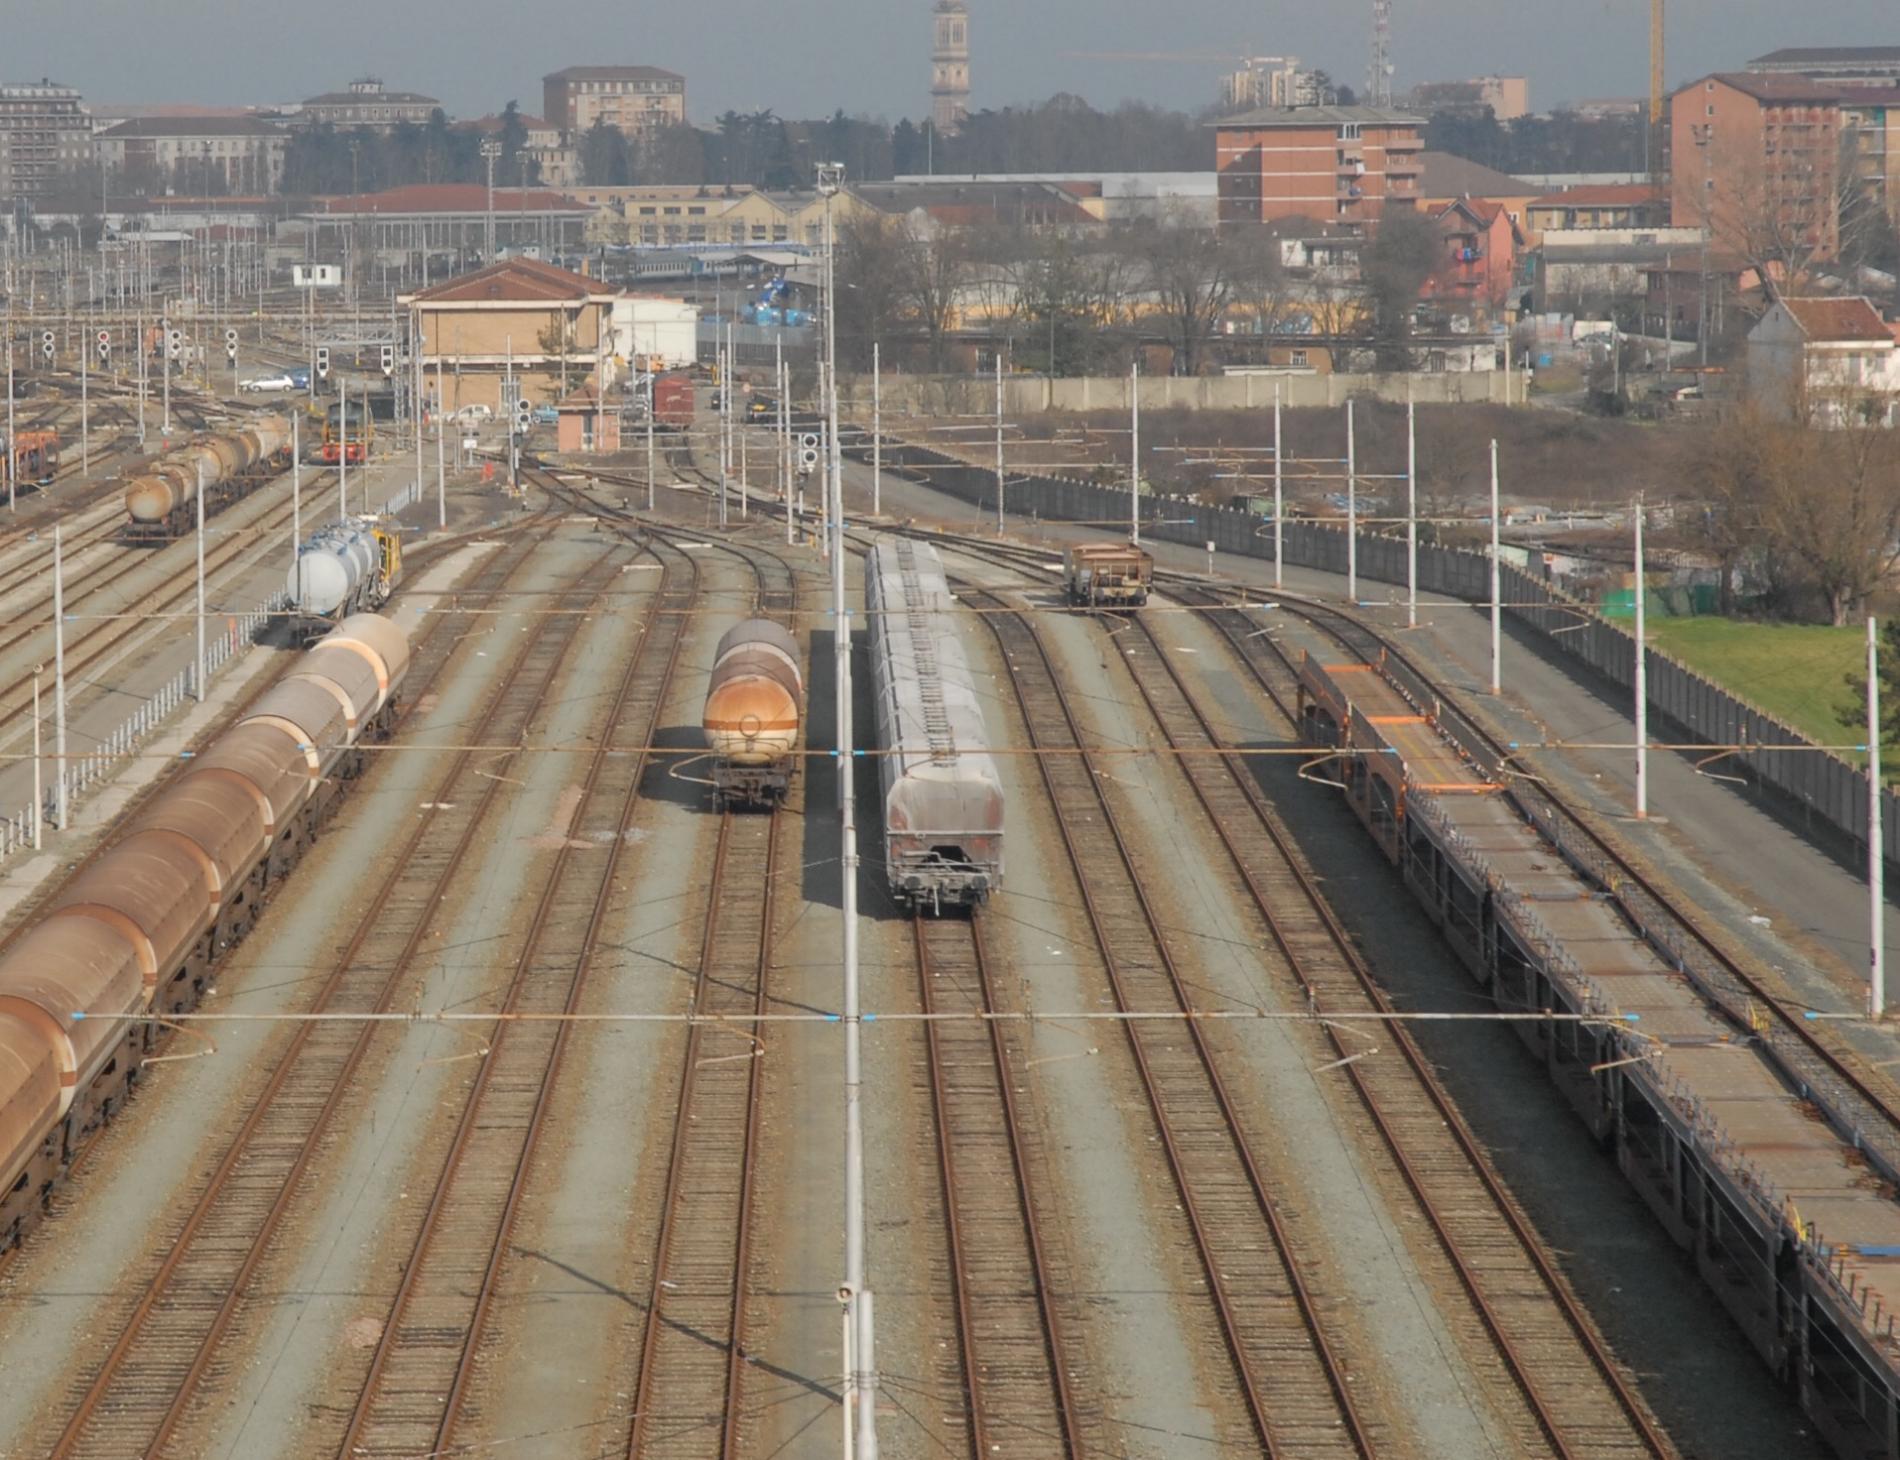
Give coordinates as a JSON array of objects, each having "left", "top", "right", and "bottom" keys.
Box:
[{"left": 402, "top": 258, "right": 618, "bottom": 413}]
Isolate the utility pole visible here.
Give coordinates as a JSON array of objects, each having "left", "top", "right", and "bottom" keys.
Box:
[
  {"left": 1273, "top": 380, "right": 1283, "bottom": 589},
  {"left": 5, "top": 340, "right": 13, "bottom": 512},
  {"left": 995, "top": 350, "right": 1005, "bottom": 534},
  {"left": 1406, "top": 387, "right": 1418, "bottom": 629},
  {"left": 53, "top": 527, "right": 68, "bottom": 829},
  {"left": 872, "top": 340, "right": 881, "bottom": 518},
  {"left": 1489, "top": 440, "right": 1501, "bottom": 696},
  {"left": 1634, "top": 497, "right": 1649, "bottom": 818},
  {"left": 195, "top": 466, "right": 206, "bottom": 701},
  {"left": 1129, "top": 358, "right": 1140, "bottom": 545},
  {"left": 437, "top": 357, "right": 447, "bottom": 529},
  {"left": 339, "top": 376, "right": 350, "bottom": 520},
  {"left": 481, "top": 139, "right": 502, "bottom": 263},
  {"left": 1870, "top": 615, "right": 1886, "bottom": 1019},
  {"left": 1346, "top": 398, "right": 1358, "bottom": 604}
]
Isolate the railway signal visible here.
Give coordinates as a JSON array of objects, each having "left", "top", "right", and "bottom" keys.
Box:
[
  {"left": 513, "top": 397, "right": 533, "bottom": 436},
  {"left": 224, "top": 328, "right": 238, "bottom": 362},
  {"left": 379, "top": 344, "right": 394, "bottom": 378},
  {"left": 96, "top": 329, "right": 110, "bottom": 363},
  {"left": 40, "top": 330, "right": 54, "bottom": 362},
  {"left": 315, "top": 346, "right": 330, "bottom": 381},
  {"left": 798, "top": 431, "right": 819, "bottom": 476},
  {"left": 167, "top": 329, "right": 182, "bottom": 361}
]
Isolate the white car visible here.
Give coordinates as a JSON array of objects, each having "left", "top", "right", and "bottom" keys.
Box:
[
  {"left": 451, "top": 404, "right": 494, "bottom": 422},
  {"left": 239, "top": 373, "right": 295, "bottom": 392}
]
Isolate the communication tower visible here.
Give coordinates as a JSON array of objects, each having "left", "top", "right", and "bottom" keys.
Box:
[{"left": 1368, "top": 0, "right": 1395, "bottom": 107}]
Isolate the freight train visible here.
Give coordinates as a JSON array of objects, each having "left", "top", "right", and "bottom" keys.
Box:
[
  {"left": 0, "top": 613, "right": 409, "bottom": 1253},
  {"left": 123, "top": 416, "right": 293, "bottom": 540},
  {"left": 286, "top": 519, "right": 403, "bottom": 641},
  {"left": 5, "top": 429, "right": 58, "bottom": 490},
  {"left": 701, "top": 619, "right": 803, "bottom": 808},
  {"left": 865, "top": 537, "right": 1004, "bottom": 909},
  {"left": 1065, "top": 542, "right": 1154, "bottom": 608}
]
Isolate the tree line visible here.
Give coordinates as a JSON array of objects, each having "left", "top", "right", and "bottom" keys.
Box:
[{"left": 831, "top": 205, "right": 1442, "bottom": 377}]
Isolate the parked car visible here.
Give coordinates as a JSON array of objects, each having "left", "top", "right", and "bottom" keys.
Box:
[
  {"left": 532, "top": 403, "right": 559, "bottom": 425},
  {"left": 451, "top": 404, "right": 493, "bottom": 423},
  {"left": 288, "top": 368, "right": 310, "bottom": 390},
  {"left": 239, "top": 373, "right": 295, "bottom": 393}
]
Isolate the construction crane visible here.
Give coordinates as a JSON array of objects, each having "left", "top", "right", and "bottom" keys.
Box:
[{"left": 1649, "top": 0, "right": 1667, "bottom": 180}]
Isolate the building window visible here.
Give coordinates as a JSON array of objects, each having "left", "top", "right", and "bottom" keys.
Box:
[
  {"left": 1339, "top": 122, "right": 1362, "bottom": 140},
  {"left": 1290, "top": 349, "right": 1309, "bottom": 367}
]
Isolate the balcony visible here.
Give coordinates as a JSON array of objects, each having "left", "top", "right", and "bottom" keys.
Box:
[
  {"left": 1387, "top": 155, "right": 1424, "bottom": 177},
  {"left": 1386, "top": 133, "right": 1425, "bottom": 151}
]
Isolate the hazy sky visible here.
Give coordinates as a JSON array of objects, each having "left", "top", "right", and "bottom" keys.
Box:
[{"left": 11, "top": 0, "right": 1895, "bottom": 120}]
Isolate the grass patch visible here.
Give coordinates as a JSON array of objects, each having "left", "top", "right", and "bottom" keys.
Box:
[{"left": 1645, "top": 617, "right": 1864, "bottom": 754}]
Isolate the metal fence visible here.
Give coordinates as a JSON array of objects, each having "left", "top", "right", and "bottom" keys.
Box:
[
  {"left": 865, "top": 435, "right": 1899, "bottom": 872},
  {"left": 0, "top": 592, "right": 288, "bottom": 864}
]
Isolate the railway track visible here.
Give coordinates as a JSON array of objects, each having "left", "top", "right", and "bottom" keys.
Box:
[
  {"left": 0, "top": 483, "right": 306, "bottom": 749},
  {"left": 1111, "top": 605, "right": 1672, "bottom": 1458},
  {"left": 42, "top": 526, "right": 625, "bottom": 1459},
  {"left": 960, "top": 581, "right": 1375, "bottom": 1458},
  {"left": 625, "top": 806, "right": 779, "bottom": 1459},
  {"left": 1176, "top": 581, "right": 1900, "bottom": 1199},
  {"left": 336, "top": 531, "right": 700, "bottom": 1458},
  {"left": 913, "top": 911, "right": 1090, "bottom": 1458}
]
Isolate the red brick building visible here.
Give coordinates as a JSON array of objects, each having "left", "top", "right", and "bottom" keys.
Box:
[
  {"left": 1420, "top": 198, "right": 1523, "bottom": 310},
  {"left": 1671, "top": 73, "right": 1845, "bottom": 264},
  {"left": 1214, "top": 105, "right": 1424, "bottom": 228}
]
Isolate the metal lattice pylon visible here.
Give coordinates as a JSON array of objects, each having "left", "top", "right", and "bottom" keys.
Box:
[{"left": 1368, "top": 0, "right": 1394, "bottom": 107}]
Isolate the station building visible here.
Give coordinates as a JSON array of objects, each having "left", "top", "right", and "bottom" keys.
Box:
[{"left": 403, "top": 256, "right": 618, "bottom": 413}]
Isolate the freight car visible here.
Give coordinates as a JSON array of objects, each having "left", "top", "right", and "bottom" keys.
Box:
[
  {"left": 123, "top": 415, "right": 293, "bottom": 540},
  {"left": 6, "top": 429, "right": 58, "bottom": 489},
  {"left": 0, "top": 613, "right": 408, "bottom": 1253},
  {"left": 652, "top": 372, "right": 695, "bottom": 428},
  {"left": 1065, "top": 541, "right": 1153, "bottom": 608},
  {"left": 865, "top": 537, "right": 1004, "bottom": 910},
  {"left": 286, "top": 519, "right": 403, "bottom": 641},
  {"left": 702, "top": 618, "right": 803, "bottom": 808}
]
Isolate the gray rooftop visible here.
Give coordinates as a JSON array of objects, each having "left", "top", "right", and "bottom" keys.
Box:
[{"left": 1213, "top": 104, "right": 1423, "bottom": 129}]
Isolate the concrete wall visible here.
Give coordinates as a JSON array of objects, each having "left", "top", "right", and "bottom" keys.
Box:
[{"left": 839, "top": 368, "right": 1514, "bottom": 417}]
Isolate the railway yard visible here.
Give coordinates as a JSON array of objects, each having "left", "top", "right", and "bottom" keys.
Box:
[{"left": 6, "top": 327, "right": 1900, "bottom": 1460}]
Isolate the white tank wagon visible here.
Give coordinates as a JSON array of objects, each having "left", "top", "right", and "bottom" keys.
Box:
[
  {"left": 123, "top": 415, "right": 293, "bottom": 540},
  {"left": 864, "top": 537, "right": 1004, "bottom": 910},
  {"left": 702, "top": 619, "right": 804, "bottom": 808},
  {"left": 287, "top": 519, "right": 402, "bottom": 640}
]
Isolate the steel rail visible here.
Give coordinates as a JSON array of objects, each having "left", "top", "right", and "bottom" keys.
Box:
[
  {"left": 914, "top": 911, "right": 1086, "bottom": 1458},
  {"left": 339, "top": 531, "right": 698, "bottom": 1458},
  {"left": 1119, "top": 605, "right": 1673, "bottom": 1459},
  {"left": 624, "top": 807, "right": 778, "bottom": 1460},
  {"left": 960, "top": 581, "right": 1373, "bottom": 1459},
  {"left": 44, "top": 528, "right": 621, "bottom": 1458}
]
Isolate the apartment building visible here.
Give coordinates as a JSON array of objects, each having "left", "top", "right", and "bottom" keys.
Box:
[
  {"left": 95, "top": 116, "right": 288, "bottom": 196},
  {"left": 1214, "top": 104, "right": 1424, "bottom": 228},
  {"left": 1747, "top": 47, "right": 1900, "bottom": 89},
  {"left": 1672, "top": 73, "right": 1845, "bottom": 259},
  {"left": 300, "top": 77, "right": 441, "bottom": 129},
  {"left": 0, "top": 80, "right": 93, "bottom": 206},
  {"left": 542, "top": 67, "right": 686, "bottom": 139}
]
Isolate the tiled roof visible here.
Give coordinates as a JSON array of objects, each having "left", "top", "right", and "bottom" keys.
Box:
[
  {"left": 543, "top": 65, "right": 683, "bottom": 83},
  {"left": 412, "top": 257, "right": 612, "bottom": 304},
  {"left": 319, "top": 184, "right": 588, "bottom": 215},
  {"left": 1417, "top": 151, "right": 1535, "bottom": 199},
  {"left": 1696, "top": 72, "right": 1847, "bottom": 103},
  {"left": 1529, "top": 183, "right": 1665, "bottom": 207},
  {"left": 1783, "top": 296, "right": 1892, "bottom": 342},
  {"left": 304, "top": 89, "right": 438, "bottom": 107},
  {"left": 1750, "top": 46, "right": 1900, "bottom": 66},
  {"left": 98, "top": 116, "right": 285, "bottom": 138},
  {"left": 1214, "top": 104, "right": 1423, "bottom": 129}
]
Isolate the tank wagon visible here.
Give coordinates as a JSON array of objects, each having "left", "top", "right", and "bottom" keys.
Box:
[
  {"left": 865, "top": 537, "right": 1004, "bottom": 910},
  {"left": 1065, "top": 542, "right": 1153, "bottom": 608},
  {"left": 287, "top": 519, "right": 403, "bottom": 641},
  {"left": 123, "top": 415, "right": 293, "bottom": 540},
  {"left": 702, "top": 618, "right": 803, "bottom": 808},
  {"left": 0, "top": 613, "right": 408, "bottom": 1253}
]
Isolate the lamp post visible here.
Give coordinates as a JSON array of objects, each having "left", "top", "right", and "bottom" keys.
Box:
[
  {"left": 816, "top": 154, "right": 876, "bottom": 1460},
  {"left": 480, "top": 140, "right": 502, "bottom": 263}
]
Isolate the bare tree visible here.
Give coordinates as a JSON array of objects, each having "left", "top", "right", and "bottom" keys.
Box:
[
  {"left": 896, "top": 219, "right": 974, "bottom": 372},
  {"left": 1764, "top": 411, "right": 1900, "bottom": 624},
  {"left": 1116, "top": 208, "right": 1250, "bottom": 376},
  {"left": 1360, "top": 206, "right": 1440, "bottom": 367}
]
